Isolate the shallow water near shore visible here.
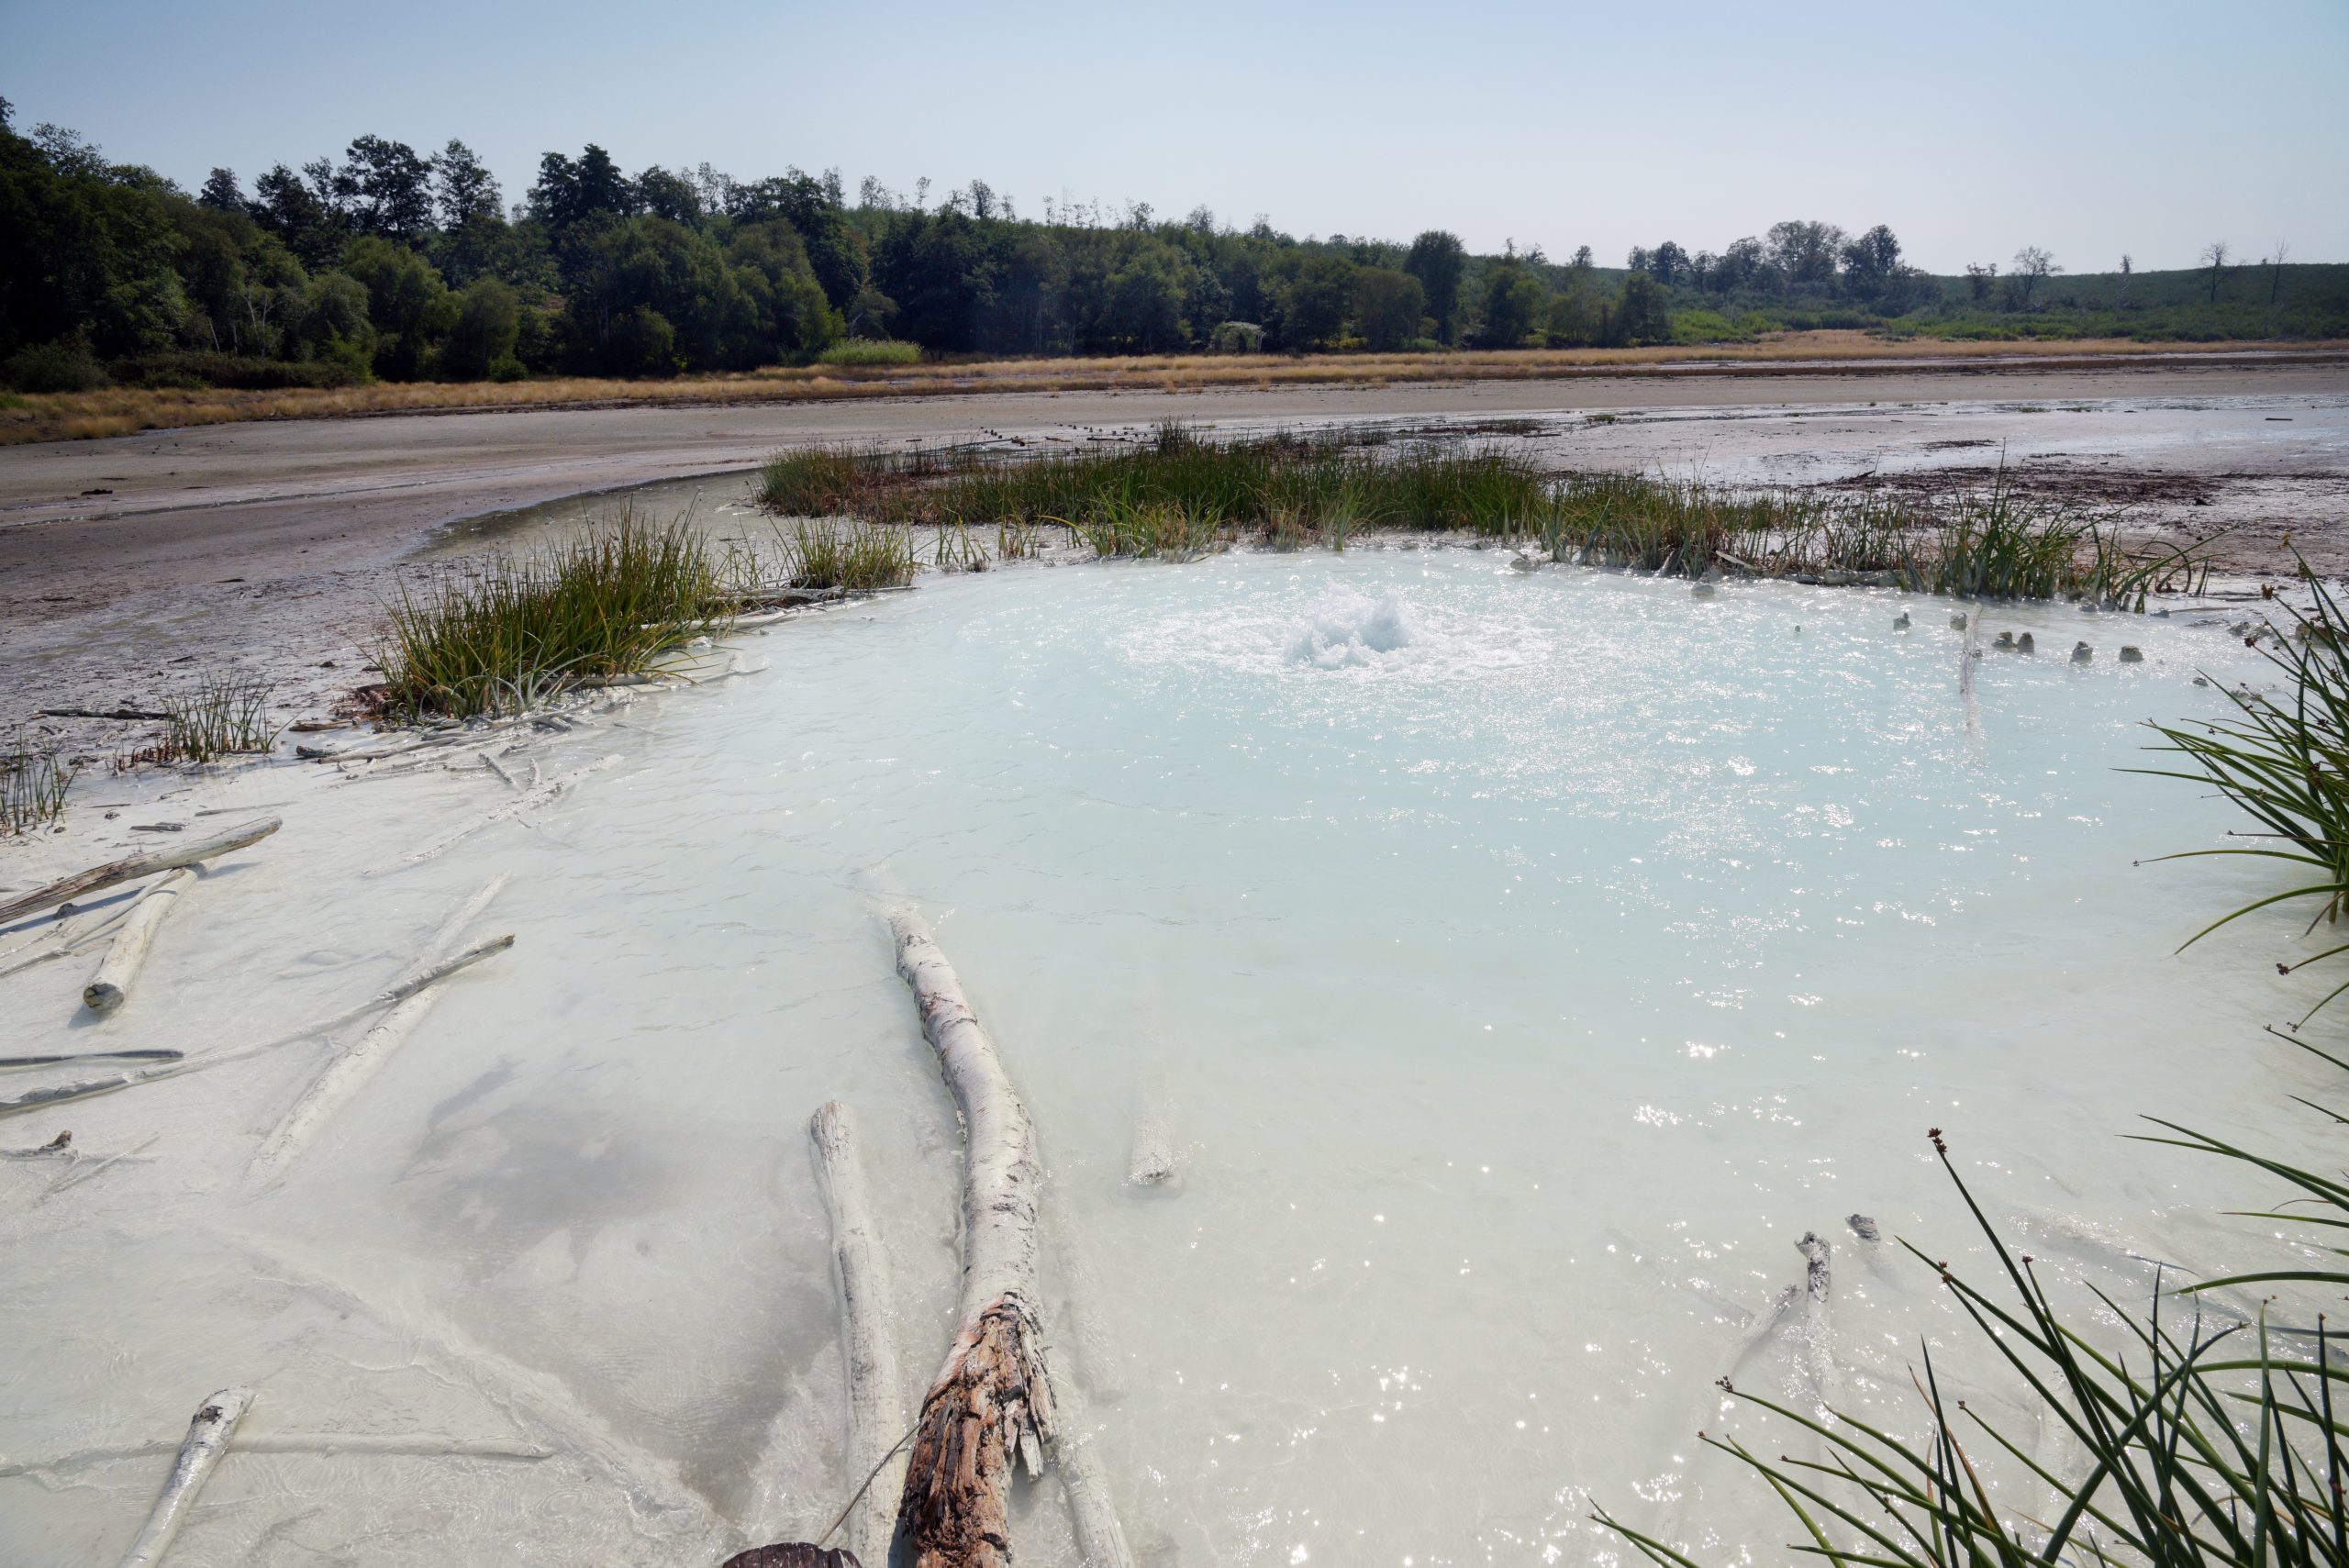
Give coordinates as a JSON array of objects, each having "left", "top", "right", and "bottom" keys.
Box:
[{"left": 0, "top": 551, "right": 2332, "bottom": 1565}]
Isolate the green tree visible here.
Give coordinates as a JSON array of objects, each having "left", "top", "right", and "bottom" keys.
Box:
[
  {"left": 1276, "top": 253, "right": 1353, "bottom": 351},
  {"left": 1352, "top": 266, "right": 1425, "bottom": 350},
  {"left": 440, "top": 277, "right": 521, "bottom": 379},
  {"left": 342, "top": 236, "right": 451, "bottom": 378},
  {"left": 1616, "top": 272, "right": 1671, "bottom": 344},
  {"left": 1403, "top": 230, "right": 1465, "bottom": 342},
  {"left": 1475, "top": 260, "right": 1545, "bottom": 347}
]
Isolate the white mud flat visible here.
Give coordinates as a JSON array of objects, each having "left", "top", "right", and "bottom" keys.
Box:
[{"left": 0, "top": 554, "right": 2330, "bottom": 1566}]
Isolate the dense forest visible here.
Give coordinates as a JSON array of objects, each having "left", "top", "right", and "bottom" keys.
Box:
[{"left": 3, "top": 97, "right": 2344, "bottom": 395}]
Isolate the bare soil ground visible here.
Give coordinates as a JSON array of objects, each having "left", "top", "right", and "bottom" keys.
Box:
[{"left": 1, "top": 355, "right": 2343, "bottom": 780}]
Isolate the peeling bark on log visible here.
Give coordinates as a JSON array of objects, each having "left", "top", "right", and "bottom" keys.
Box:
[
  {"left": 114, "top": 1386, "right": 253, "bottom": 1568},
  {"left": 888, "top": 909, "right": 1132, "bottom": 1568},
  {"left": 0, "top": 818, "right": 278, "bottom": 929}
]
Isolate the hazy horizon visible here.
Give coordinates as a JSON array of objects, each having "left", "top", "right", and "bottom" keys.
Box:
[{"left": 5, "top": 0, "right": 2345, "bottom": 274}]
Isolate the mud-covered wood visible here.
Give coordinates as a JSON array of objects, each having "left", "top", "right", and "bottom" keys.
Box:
[{"left": 0, "top": 817, "right": 278, "bottom": 928}]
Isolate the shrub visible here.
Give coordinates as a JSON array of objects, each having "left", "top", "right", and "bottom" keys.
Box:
[
  {"left": 4, "top": 339, "right": 107, "bottom": 393},
  {"left": 816, "top": 339, "right": 921, "bottom": 367},
  {"left": 1208, "top": 320, "right": 1265, "bottom": 353}
]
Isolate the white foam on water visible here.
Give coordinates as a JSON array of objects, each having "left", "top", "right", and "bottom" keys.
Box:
[{"left": 0, "top": 553, "right": 2327, "bottom": 1566}]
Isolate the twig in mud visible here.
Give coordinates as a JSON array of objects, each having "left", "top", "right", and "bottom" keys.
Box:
[
  {"left": 481, "top": 751, "right": 521, "bottom": 790},
  {"left": 0, "top": 934, "right": 511, "bottom": 1120},
  {"left": 0, "top": 1431, "right": 553, "bottom": 1483},
  {"left": 0, "top": 817, "right": 279, "bottom": 928},
  {"left": 112, "top": 1386, "right": 253, "bottom": 1568},
  {"left": 39, "top": 1131, "right": 160, "bottom": 1201},
  {"left": 201, "top": 1223, "right": 727, "bottom": 1546},
  {"left": 366, "top": 755, "right": 618, "bottom": 875},
  {"left": 1, "top": 1049, "right": 182, "bottom": 1071}
]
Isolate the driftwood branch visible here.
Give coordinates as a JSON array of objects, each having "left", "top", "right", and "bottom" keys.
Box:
[
  {"left": 113, "top": 1386, "right": 253, "bottom": 1568},
  {"left": 83, "top": 868, "right": 195, "bottom": 1015},
  {"left": 809, "top": 1100, "right": 911, "bottom": 1568},
  {"left": 0, "top": 817, "right": 278, "bottom": 928},
  {"left": 888, "top": 909, "right": 1131, "bottom": 1568},
  {"left": 247, "top": 879, "right": 513, "bottom": 1183},
  {"left": 0, "top": 931, "right": 511, "bottom": 1121},
  {"left": 368, "top": 756, "right": 618, "bottom": 875}
]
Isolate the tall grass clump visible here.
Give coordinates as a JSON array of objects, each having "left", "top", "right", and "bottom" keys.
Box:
[
  {"left": 161, "top": 673, "right": 282, "bottom": 762},
  {"left": 2, "top": 735, "right": 72, "bottom": 833},
  {"left": 759, "top": 445, "right": 880, "bottom": 517},
  {"left": 769, "top": 517, "right": 918, "bottom": 590},
  {"left": 2140, "top": 567, "right": 2349, "bottom": 1021},
  {"left": 379, "top": 517, "right": 720, "bottom": 719}
]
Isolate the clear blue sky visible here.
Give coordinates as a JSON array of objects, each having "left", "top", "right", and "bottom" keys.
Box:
[{"left": 5, "top": 0, "right": 2343, "bottom": 273}]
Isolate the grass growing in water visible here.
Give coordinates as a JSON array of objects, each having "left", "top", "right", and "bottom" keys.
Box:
[
  {"left": 2, "top": 736, "right": 72, "bottom": 833},
  {"left": 379, "top": 517, "right": 721, "bottom": 719},
  {"left": 1599, "top": 1113, "right": 2349, "bottom": 1566},
  {"left": 2141, "top": 568, "right": 2349, "bottom": 1020},
  {"left": 760, "top": 427, "right": 2199, "bottom": 598},
  {"left": 1606, "top": 576, "right": 2349, "bottom": 1567},
  {"left": 770, "top": 517, "right": 918, "bottom": 590}
]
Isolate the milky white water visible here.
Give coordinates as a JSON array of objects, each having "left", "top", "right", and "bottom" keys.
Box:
[{"left": 1, "top": 551, "right": 2334, "bottom": 1567}]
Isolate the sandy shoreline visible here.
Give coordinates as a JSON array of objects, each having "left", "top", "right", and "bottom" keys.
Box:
[{"left": 1, "top": 354, "right": 2344, "bottom": 773}]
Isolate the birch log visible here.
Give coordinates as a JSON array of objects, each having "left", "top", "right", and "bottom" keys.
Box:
[
  {"left": 113, "top": 1386, "right": 253, "bottom": 1568},
  {"left": 887, "top": 909, "right": 1132, "bottom": 1568},
  {"left": 83, "top": 869, "right": 195, "bottom": 1015},
  {"left": 0, "top": 818, "right": 278, "bottom": 928},
  {"left": 809, "top": 1100, "right": 910, "bottom": 1568}
]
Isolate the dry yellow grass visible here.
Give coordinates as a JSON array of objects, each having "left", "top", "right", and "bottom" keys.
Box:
[{"left": 3, "top": 331, "right": 2340, "bottom": 448}]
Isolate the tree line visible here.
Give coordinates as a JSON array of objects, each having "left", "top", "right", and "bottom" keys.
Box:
[{"left": 3, "top": 99, "right": 2340, "bottom": 395}]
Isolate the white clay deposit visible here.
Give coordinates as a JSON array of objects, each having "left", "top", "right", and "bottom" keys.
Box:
[{"left": 0, "top": 550, "right": 2331, "bottom": 1566}]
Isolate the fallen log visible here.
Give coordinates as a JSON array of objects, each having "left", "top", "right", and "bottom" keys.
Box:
[
  {"left": 247, "top": 887, "right": 512, "bottom": 1184},
  {"left": 0, "top": 817, "right": 279, "bottom": 929},
  {"left": 809, "top": 1100, "right": 911, "bottom": 1568},
  {"left": 887, "top": 909, "right": 1132, "bottom": 1568},
  {"left": 83, "top": 868, "right": 196, "bottom": 1015},
  {"left": 113, "top": 1386, "right": 253, "bottom": 1568},
  {"left": 36, "top": 707, "right": 170, "bottom": 721}
]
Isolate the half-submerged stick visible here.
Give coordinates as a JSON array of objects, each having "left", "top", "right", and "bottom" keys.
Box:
[
  {"left": 369, "top": 756, "right": 618, "bottom": 876},
  {"left": 113, "top": 1386, "right": 253, "bottom": 1568},
  {"left": 83, "top": 868, "right": 195, "bottom": 1015},
  {"left": 0, "top": 817, "right": 279, "bottom": 928},
  {"left": 809, "top": 1100, "right": 912, "bottom": 1568},
  {"left": 1795, "top": 1230, "right": 1836, "bottom": 1413},
  {"left": 887, "top": 908, "right": 1133, "bottom": 1568},
  {"left": 246, "top": 879, "right": 513, "bottom": 1183},
  {"left": 0, "top": 910, "right": 512, "bottom": 1122}
]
